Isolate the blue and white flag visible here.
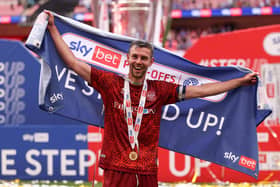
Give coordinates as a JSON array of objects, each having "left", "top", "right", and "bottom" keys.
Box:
[{"left": 26, "top": 12, "right": 271, "bottom": 179}]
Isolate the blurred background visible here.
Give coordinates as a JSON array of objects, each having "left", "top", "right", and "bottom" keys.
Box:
[
  {"left": 1, "top": 0, "right": 280, "bottom": 52},
  {"left": 0, "top": 0, "right": 280, "bottom": 186}
]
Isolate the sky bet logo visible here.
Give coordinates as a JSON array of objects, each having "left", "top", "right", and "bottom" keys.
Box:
[
  {"left": 62, "top": 33, "right": 122, "bottom": 69},
  {"left": 224, "top": 152, "right": 256, "bottom": 171}
]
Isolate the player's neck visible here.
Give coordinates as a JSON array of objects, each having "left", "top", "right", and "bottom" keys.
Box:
[
  {"left": 130, "top": 80, "right": 143, "bottom": 85},
  {"left": 128, "top": 75, "right": 144, "bottom": 85}
]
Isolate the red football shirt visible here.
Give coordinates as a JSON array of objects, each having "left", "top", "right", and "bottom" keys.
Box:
[{"left": 90, "top": 67, "right": 179, "bottom": 174}]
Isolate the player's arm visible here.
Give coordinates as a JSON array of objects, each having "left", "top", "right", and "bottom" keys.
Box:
[
  {"left": 183, "top": 72, "right": 258, "bottom": 100},
  {"left": 45, "top": 10, "right": 91, "bottom": 83}
]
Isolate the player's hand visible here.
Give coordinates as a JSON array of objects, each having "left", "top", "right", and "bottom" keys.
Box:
[
  {"left": 241, "top": 72, "right": 258, "bottom": 86},
  {"left": 44, "top": 10, "right": 55, "bottom": 29}
]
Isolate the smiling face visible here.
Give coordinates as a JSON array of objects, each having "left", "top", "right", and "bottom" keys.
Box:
[{"left": 127, "top": 42, "right": 154, "bottom": 84}]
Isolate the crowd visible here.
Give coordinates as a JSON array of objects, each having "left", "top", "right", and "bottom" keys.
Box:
[
  {"left": 165, "top": 24, "right": 235, "bottom": 52},
  {"left": 0, "top": 0, "right": 274, "bottom": 52},
  {"left": 172, "top": 0, "right": 280, "bottom": 10},
  {"left": 2, "top": 0, "right": 280, "bottom": 16}
]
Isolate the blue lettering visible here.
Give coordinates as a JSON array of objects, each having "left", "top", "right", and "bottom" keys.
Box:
[
  {"left": 68, "top": 40, "right": 93, "bottom": 57},
  {"left": 69, "top": 41, "right": 77, "bottom": 50},
  {"left": 76, "top": 41, "right": 81, "bottom": 52},
  {"left": 80, "top": 45, "right": 92, "bottom": 57}
]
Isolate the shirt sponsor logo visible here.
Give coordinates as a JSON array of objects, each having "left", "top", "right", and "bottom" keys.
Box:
[{"left": 114, "top": 101, "right": 156, "bottom": 114}]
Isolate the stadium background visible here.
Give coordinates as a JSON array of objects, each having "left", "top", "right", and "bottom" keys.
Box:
[{"left": 0, "top": 0, "right": 280, "bottom": 186}]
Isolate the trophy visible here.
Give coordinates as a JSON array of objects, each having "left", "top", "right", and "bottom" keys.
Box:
[{"left": 93, "top": 0, "right": 172, "bottom": 45}]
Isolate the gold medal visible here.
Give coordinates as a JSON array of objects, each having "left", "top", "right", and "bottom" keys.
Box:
[{"left": 129, "top": 151, "right": 138, "bottom": 161}]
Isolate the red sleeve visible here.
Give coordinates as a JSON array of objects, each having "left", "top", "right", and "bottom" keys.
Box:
[
  {"left": 88, "top": 66, "right": 115, "bottom": 94},
  {"left": 157, "top": 81, "right": 179, "bottom": 105}
]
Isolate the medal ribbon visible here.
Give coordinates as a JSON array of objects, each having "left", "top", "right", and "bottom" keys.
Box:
[{"left": 124, "top": 79, "right": 148, "bottom": 151}]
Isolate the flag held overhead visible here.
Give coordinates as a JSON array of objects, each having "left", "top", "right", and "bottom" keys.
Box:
[{"left": 26, "top": 11, "right": 271, "bottom": 179}]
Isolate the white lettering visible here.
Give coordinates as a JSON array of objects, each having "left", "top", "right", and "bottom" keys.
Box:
[
  {"left": 169, "top": 151, "right": 190, "bottom": 177},
  {"left": 54, "top": 65, "right": 101, "bottom": 98},
  {"left": 199, "top": 58, "right": 248, "bottom": 67},
  {"left": 194, "top": 158, "right": 211, "bottom": 176},
  {"left": 42, "top": 149, "right": 59, "bottom": 176},
  {"left": 79, "top": 150, "right": 96, "bottom": 176},
  {"left": 95, "top": 47, "right": 119, "bottom": 65},
  {"left": 61, "top": 150, "right": 76, "bottom": 176},
  {"left": 186, "top": 108, "right": 225, "bottom": 135},
  {"left": 162, "top": 104, "right": 180, "bottom": 121},
  {"left": 1, "top": 149, "right": 16, "bottom": 175},
  {"left": 224, "top": 152, "right": 239, "bottom": 163},
  {"left": 203, "top": 113, "right": 218, "bottom": 132},
  {"left": 55, "top": 66, "right": 67, "bottom": 82},
  {"left": 25, "top": 149, "right": 42, "bottom": 176},
  {"left": 82, "top": 81, "right": 94, "bottom": 96},
  {"left": 186, "top": 108, "right": 204, "bottom": 128},
  {"left": 65, "top": 70, "right": 78, "bottom": 91}
]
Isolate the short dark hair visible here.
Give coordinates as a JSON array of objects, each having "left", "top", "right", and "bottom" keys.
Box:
[{"left": 128, "top": 40, "right": 154, "bottom": 57}]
